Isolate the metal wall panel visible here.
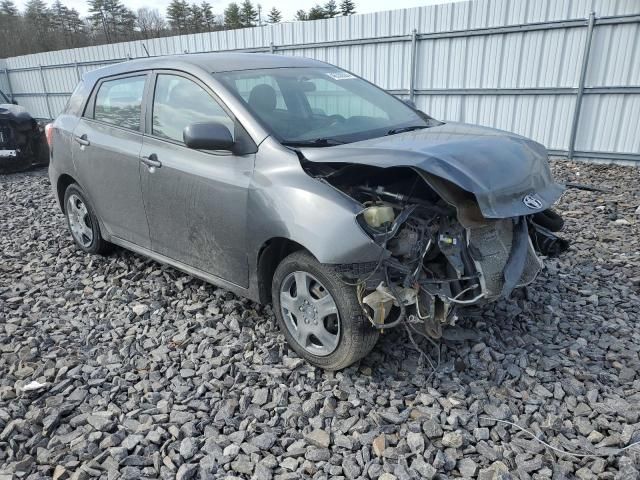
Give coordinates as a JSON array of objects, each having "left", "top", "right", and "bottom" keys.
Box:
[
  {"left": 576, "top": 93, "right": 640, "bottom": 153},
  {"left": 2, "top": 0, "right": 639, "bottom": 161},
  {"left": 416, "top": 93, "right": 576, "bottom": 151}
]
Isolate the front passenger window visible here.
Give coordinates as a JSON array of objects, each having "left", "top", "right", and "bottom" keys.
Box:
[{"left": 152, "top": 75, "right": 234, "bottom": 143}]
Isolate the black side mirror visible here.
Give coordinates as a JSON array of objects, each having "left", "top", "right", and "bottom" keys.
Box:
[
  {"left": 183, "top": 121, "right": 234, "bottom": 151},
  {"left": 11, "top": 99, "right": 18, "bottom": 105}
]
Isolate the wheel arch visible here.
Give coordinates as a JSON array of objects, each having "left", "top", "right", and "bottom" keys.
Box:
[
  {"left": 56, "top": 173, "right": 77, "bottom": 213},
  {"left": 256, "top": 237, "right": 314, "bottom": 304}
]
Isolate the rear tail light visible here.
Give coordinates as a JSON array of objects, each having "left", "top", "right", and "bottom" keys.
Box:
[{"left": 45, "top": 123, "right": 53, "bottom": 147}]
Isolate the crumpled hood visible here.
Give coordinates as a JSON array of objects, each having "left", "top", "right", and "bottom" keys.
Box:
[{"left": 299, "top": 122, "right": 565, "bottom": 219}]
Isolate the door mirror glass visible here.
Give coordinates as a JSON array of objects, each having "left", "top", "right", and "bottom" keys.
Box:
[{"left": 183, "top": 121, "right": 234, "bottom": 150}]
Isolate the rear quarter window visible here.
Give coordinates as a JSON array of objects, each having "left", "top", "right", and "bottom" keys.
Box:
[{"left": 64, "top": 81, "right": 86, "bottom": 116}]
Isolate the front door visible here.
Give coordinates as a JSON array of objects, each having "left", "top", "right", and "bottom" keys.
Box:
[
  {"left": 139, "top": 72, "right": 253, "bottom": 287},
  {"left": 73, "top": 73, "right": 151, "bottom": 248}
]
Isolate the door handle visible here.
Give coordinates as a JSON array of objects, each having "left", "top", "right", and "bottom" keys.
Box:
[
  {"left": 74, "top": 134, "right": 90, "bottom": 146},
  {"left": 141, "top": 153, "right": 162, "bottom": 169}
]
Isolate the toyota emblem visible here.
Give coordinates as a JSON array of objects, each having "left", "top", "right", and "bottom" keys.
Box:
[{"left": 523, "top": 193, "right": 543, "bottom": 209}]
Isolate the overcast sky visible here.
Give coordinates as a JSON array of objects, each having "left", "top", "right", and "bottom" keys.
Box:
[{"left": 14, "top": 0, "right": 461, "bottom": 22}]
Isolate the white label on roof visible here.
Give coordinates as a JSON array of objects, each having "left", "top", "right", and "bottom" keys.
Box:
[{"left": 326, "top": 71, "right": 356, "bottom": 80}]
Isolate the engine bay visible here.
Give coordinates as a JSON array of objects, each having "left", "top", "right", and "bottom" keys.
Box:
[{"left": 303, "top": 162, "right": 569, "bottom": 338}]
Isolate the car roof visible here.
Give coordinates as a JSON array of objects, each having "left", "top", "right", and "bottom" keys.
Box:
[{"left": 84, "top": 53, "right": 328, "bottom": 83}]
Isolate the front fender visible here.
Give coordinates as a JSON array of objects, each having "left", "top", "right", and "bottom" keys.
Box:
[{"left": 248, "top": 142, "right": 384, "bottom": 265}]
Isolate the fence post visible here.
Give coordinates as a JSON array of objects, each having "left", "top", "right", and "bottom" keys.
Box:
[
  {"left": 270, "top": 42, "right": 275, "bottom": 54},
  {"left": 38, "top": 64, "right": 52, "bottom": 119},
  {"left": 568, "top": 11, "right": 596, "bottom": 160},
  {"left": 409, "top": 29, "right": 418, "bottom": 104},
  {"left": 3, "top": 68, "right": 13, "bottom": 102},
  {"left": 74, "top": 61, "right": 81, "bottom": 81}
]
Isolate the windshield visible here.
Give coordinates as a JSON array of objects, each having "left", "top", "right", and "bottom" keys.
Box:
[{"left": 215, "top": 67, "right": 437, "bottom": 146}]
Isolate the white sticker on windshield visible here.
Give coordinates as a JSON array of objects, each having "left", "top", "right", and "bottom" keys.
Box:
[{"left": 326, "top": 71, "right": 356, "bottom": 80}]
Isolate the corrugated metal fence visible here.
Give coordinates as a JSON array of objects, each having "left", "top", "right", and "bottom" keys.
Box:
[{"left": 1, "top": 0, "right": 639, "bottom": 162}]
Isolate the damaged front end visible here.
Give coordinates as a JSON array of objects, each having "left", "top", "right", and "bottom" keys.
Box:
[
  {"left": 0, "top": 103, "right": 49, "bottom": 172},
  {"left": 306, "top": 163, "right": 568, "bottom": 338}
]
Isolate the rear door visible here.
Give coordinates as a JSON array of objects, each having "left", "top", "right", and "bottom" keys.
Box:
[
  {"left": 139, "top": 70, "right": 254, "bottom": 287},
  {"left": 73, "top": 72, "right": 151, "bottom": 248}
]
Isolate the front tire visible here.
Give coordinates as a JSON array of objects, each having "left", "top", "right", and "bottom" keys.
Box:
[
  {"left": 63, "top": 184, "right": 111, "bottom": 255},
  {"left": 272, "top": 251, "right": 379, "bottom": 370}
]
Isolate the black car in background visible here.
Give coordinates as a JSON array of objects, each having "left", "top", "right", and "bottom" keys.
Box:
[{"left": 0, "top": 89, "right": 49, "bottom": 172}]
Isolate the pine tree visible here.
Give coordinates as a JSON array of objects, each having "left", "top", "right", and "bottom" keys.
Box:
[
  {"left": 200, "top": 1, "right": 216, "bottom": 31},
  {"left": 224, "top": 2, "right": 242, "bottom": 29},
  {"left": 88, "top": 0, "right": 136, "bottom": 43},
  {"left": 50, "top": 0, "right": 76, "bottom": 47},
  {"left": 0, "top": 0, "right": 17, "bottom": 16},
  {"left": 65, "top": 8, "right": 84, "bottom": 36},
  {"left": 50, "top": 0, "right": 68, "bottom": 31},
  {"left": 295, "top": 9, "right": 307, "bottom": 21},
  {"left": 24, "top": 0, "right": 49, "bottom": 26},
  {"left": 307, "top": 5, "right": 326, "bottom": 20},
  {"left": 324, "top": 0, "right": 338, "bottom": 17},
  {"left": 239, "top": 0, "right": 258, "bottom": 27},
  {"left": 339, "top": 0, "right": 355, "bottom": 16},
  {"left": 24, "top": 0, "right": 51, "bottom": 49},
  {"left": 116, "top": 6, "right": 136, "bottom": 40},
  {"left": 166, "top": 0, "right": 190, "bottom": 33},
  {"left": 189, "top": 3, "right": 204, "bottom": 32},
  {"left": 267, "top": 7, "right": 281, "bottom": 23},
  {"left": 0, "top": 0, "right": 21, "bottom": 57}
]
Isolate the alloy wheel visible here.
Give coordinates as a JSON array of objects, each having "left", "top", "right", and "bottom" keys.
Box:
[
  {"left": 280, "top": 271, "right": 340, "bottom": 356},
  {"left": 67, "top": 194, "right": 94, "bottom": 248}
]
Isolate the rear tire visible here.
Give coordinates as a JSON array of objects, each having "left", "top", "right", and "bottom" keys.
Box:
[
  {"left": 63, "top": 183, "right": 112, "bottom": 255},
  {"left": 272, "top": 251, "right": 379, "bottom": 370}
]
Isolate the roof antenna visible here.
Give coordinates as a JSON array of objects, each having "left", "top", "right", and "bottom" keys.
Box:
[{"left": 142, "top": 44, "right": 150, "bottom": 58}]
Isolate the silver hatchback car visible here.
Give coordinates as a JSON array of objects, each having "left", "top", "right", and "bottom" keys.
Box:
[{"left": 48, "top": 53, "right": 567, "bottom": 370}]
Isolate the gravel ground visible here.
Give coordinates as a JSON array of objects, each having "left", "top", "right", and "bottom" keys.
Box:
[{"left": 1, "top": 161, "right": 639, "bottom": 480}]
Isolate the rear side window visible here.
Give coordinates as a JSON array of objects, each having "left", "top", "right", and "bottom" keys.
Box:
[{"left": 94, "top": 76, "right": 145, "bottom": 131}]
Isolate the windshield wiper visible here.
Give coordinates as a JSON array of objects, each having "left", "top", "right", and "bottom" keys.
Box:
[
  {"left": 387, "top": 125, "right": 429, "bottom": 135},
  {"left": 281, "top": 138, "right": 346, "bottom": 147}
]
